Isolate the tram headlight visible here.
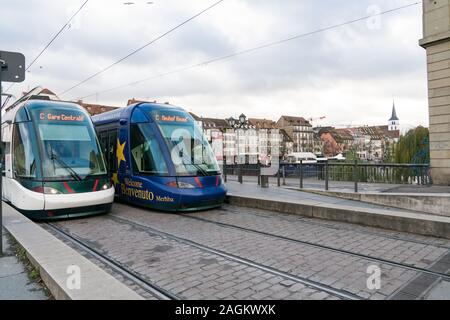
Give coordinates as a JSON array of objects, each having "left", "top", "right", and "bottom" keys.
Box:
[
  {"left": 101, "top": 183, "right": 110, "bottom": 190},
  {"left": 177, "top": 182, "right": 196, "bottom": 189},
  {"left": 165, "top": 181, "right": 196, "bottom": 189},
  {"left": 32, "top": 187, "right": 62, "bottom": 194},
  {"left": 47, "top": 188, "right": 61, "bottom": 195}
]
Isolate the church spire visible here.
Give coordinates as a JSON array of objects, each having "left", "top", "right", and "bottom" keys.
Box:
[{"left": 389, "top": 100, "right": 399, "bottom": 121}]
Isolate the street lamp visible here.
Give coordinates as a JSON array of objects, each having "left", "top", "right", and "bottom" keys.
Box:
[{"left": 239, "top": 113, "right": 246, "bottom": 126}]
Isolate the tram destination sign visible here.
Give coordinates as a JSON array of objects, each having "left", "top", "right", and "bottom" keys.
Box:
[{"left": 0, "top": 50, "right": 25, "bottom": 82}]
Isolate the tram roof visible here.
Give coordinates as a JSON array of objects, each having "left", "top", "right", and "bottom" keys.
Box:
[
  {"left": 3, "top": 99, "right": 88, "bottom": 124},
  {"left": 91, "top": 102, "right": 185, "bottom": 125}
]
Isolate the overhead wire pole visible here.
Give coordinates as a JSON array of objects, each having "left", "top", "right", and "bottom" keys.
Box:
[
  {"left": 76, "top": 1, "right": 421, "bottom": 101},
  {"left": 4, "top": 0, "right": 90, "bottom": 94},
  {"left": 0, "top": 67, "right": 3, "bottom": 255},
  {"left": 58, "top": 0, "right": 226, "bottom": 97}
]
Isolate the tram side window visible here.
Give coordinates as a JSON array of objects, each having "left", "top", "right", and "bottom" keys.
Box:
[
  {"left": 130, "top": 124, "right": 168, "bottom": 175},
  {"left": 12, "top": 123, "right": 37, "bottom": 179}
]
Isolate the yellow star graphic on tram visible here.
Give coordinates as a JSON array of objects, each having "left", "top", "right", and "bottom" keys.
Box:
[
  {"left": 111, "top": 172, "right": 119, "bottom": 186},
  {"left": 117, "top": 139, "right": 126, "bottom": 168}
]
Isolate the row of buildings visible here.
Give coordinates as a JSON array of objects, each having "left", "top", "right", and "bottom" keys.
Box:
[
  {"left": 188, "top": 105, "right": 401, "bottom": 163},
  {"left": 30, "top": 88, "right": 401, "bottom": 163}
]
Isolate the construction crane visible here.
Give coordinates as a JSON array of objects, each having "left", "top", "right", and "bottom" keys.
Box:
[{"left": 308, "top": 116, "right": 326, "bottom": 123}]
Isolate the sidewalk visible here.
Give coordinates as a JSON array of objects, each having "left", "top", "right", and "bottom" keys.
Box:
[
  {"left": 225, "top": 175, "right": 450, "bottom": 194},
  {"left": 225, "top": 180, "right": 409, "bottom": 212},
  {"left": 225, "top": 176, "right": 450, "bottom": 216},
  {"left": 224, "top": 181, "right": 450, "bottom": 239},
  {"left": 0, "top": 228, "right": 49, "bottom": 300},
  {"left": 226, "top": 175, "right": 402, "bottom": 193}
]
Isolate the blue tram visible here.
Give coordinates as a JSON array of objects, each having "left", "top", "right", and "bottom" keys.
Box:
[{"left": 92, "top": 102, "right": 227, "bottom": 211}]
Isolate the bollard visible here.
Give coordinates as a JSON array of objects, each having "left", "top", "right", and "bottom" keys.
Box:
[
  {"left": 419, "top": 166, "right": 424, "bottom": 185},
  {"left": 325, "top": 161, "right": 329, "bottom": 191},
  {"left": 223, "top": 163, "right": 227, "bottom": 183},
  {"left": 260, "top": 175, "right": 269, "bottom": 188},
  {"left": 299, "top": 160, "right": 303, "bottom": 189},
  {"left": 277, "top": 168, "right": 281, "bottom": 187},
  {"left": 257, "top": 163, "right": 261, "bottom": 186},
  {"left": 282, "top": 165, "right": 286, "bottom": 186},
  {"left": 353, "top": 160, "right": 358, "bottom": 193},
  {"left": 238, "top": 164, "right": 243, "bottom": 184}
]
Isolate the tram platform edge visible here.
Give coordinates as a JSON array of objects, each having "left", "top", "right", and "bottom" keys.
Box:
[
  {"left": 225, "top": 182, "right": 450, "bottom": 239},
  {"left": 1, "top": 201, "right": 144, "bottom": 300}
]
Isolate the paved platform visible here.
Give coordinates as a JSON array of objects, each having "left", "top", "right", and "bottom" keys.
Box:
[
  {"left": 226, "top": 175, "right": 404, "bottom": 193},
  {"left": 225, "top": 181, "right": 450, "bottom": 239},
  {"left": 1, "top": 228, "right": 48, "bottom": 300},
  {"left": 226, "top": 175, "right": 450, "bottom": 194},
  {"left": 2, "top": 202, "right": 143, "bottom": 300}
]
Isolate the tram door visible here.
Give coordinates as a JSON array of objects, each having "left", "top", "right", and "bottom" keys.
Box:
[{"left": 99, "top": 130, "right": 118, "bottom": 177}]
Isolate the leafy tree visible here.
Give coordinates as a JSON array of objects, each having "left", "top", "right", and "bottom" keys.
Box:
[
  {"left": 344, "top": 147, "right": 359, "bottom": 162},
  {"left": 394, "top": 126, "right": 430, "bottom": 164}
]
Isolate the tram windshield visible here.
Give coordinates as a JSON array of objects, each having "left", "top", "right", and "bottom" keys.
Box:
[
  {"left": 33, "top": 109, "right": 107, "bottom": 181},
  {"left": 150, "top": 109, "right": 220, "bottom": 176}
]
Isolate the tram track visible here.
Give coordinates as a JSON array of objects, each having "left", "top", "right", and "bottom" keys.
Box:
[
  {"left": 216, "top": 206, "right": 450, "bottom": 250},
  {"left": 179, "top": 213, "right": 450, "bottom": 281},
  {"left": 46, "top": 222, "right": 181, "bottom": 300},
  {"left": 106, "top": 214, "right": 361, "bottom": 300}
]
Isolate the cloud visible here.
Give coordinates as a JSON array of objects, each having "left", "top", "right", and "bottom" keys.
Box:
[{"left": 1, "top": 0, "right": 429, "bottom": 130}]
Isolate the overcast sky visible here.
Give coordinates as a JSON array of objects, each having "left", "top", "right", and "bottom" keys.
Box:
[{"left": 1, "top": 0, "right": 428, "bottom": 130}]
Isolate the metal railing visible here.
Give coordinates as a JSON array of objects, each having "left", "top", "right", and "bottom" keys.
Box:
[{"left": 223, "top": 161, "right": 431, "bottom": 192}]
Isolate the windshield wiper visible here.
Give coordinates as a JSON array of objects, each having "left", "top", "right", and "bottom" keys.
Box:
[
  {"left": 189, "top": 163, "right": 210, "bottom": 176},
  {"left": 83, "top": 172, "right": 106, "bottom": 180},
  {"left": 50, "top": 153, "right": 82, "bottom": 181}
]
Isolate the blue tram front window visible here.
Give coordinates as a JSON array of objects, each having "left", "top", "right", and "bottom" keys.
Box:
[
  {"left": 38, "top": 123, "right": 107, "bottom": 180},
  {"left": 150, "top": 109, "right": 221, "bottom": 176},
  {"left": 130, "top": 124, "right": 168, "bottom": 175},
  {"left": 12, "top": 123, "right": 39, "bottom": 179}
]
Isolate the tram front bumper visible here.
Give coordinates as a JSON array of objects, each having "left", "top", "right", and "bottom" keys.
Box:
[
  {"left": 44, "top": 187, "right": 115, "bottom": 210},
  {"left": 177, "top": 185, "right": 227, "bottom": 211}
]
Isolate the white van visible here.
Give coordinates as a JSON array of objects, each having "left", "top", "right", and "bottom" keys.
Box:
[{"left": 286, "top": 152, "right": 318, "bottom": 164}]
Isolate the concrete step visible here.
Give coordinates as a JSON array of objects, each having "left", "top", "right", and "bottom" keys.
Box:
[{"left": 297, "top": 188, "right": 450, "bottom": 217}]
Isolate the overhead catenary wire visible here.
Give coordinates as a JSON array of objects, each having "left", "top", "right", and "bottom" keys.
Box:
[
  {"left": 76, "top": 1, "right": 421, "bottom": 101},
  {"left": 58, "top": 0, "right": 226, "bottom": 97},
  {"left": 5, "top": 0, "right": 90, "bottom": 94}
]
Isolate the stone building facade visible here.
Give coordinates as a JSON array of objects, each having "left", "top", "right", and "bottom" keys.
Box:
[{"left": 420, "top": 0, "right": 450, "bottom": 185}]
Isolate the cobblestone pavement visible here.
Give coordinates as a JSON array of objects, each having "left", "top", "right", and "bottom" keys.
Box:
[
  {"left": 46, "top": 203, "right": 450, "bottom": 300},
  {"left": 188, "top": 206, "right": 450, "bottom": 268},
  {"left": 48, "top": 217, "right": 340, "bottom": 300},
  {"left": 43, "top": 224, "right": 160, "bottom": 300}
]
